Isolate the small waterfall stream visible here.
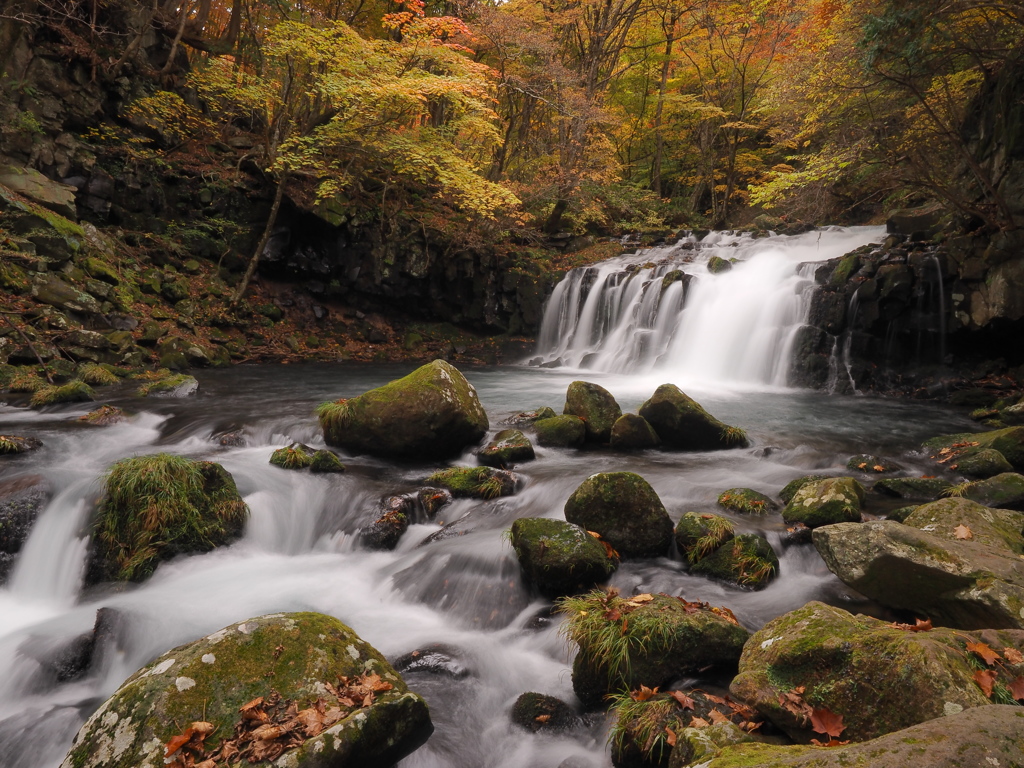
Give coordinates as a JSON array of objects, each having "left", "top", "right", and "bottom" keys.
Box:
[{"left": 534, "top": 227, "right": 885, "bottom": 388}]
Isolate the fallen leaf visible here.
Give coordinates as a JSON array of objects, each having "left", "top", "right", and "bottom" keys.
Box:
[
  {"left": 165, "top": 729, "right": 195, "bottom": 758},
  {"left": 890, "top": 618, "right": 932, "bottom": 632},
  {"left": 967, "top": 641, "right": 1002, "bottom": 666},
  {"left": 632, "top": 685, "right": 659, "bottom": 701},
  {"left": 669, "top": 690, "right": 695, "bottom": 710},
  {"left": 251, "top": 723, "right": 286, "bottom": 741},
  {"left": 872, "top": 465, "right": 885, "bottom": 472},
  {"left": 954, "top": 524, "right": 973, "bottom": 540},
  {"left": 1004, "top": 647, "right": 1024, "bottom": 665},
  {"left": 779, "top": 687, "right": 813, "bottom": 719},
  {"left": 665, "top": 726, "right": 677, "bottom": 746},
  {"left": 535, "top": 714, "right": 551, "bottom": 723},
  {"left": 974, "top": 668, "right": 998, "bottom": 697},
  {"left": 1008, "top": 676, "right": 1024, "bottom": 701},
  {"left": 689, "top": 716, "right": 710, "bottom": 728},
  {"left": 708, "top": 709, "right": 729, "bottom": 725},
  {"left": 810, "top": 738, "right": 851, "bottom": 747},
  {"left": 630, "top": 593, "right": 654, "bottom": 603},
  {"left": 810, "top": 708, "right": 846, "bottom": 738},
  {"left": 702, "top": 692, "right": 729, "bottom": 706}
]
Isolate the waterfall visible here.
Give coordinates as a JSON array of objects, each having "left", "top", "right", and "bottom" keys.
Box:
[{"left": 533, "top": 226, "right": 886, "bottom": 389}]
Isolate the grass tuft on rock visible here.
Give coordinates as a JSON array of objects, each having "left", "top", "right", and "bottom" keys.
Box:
[
  {"left": 720, "top": 425, "right": 748, "bottom": 447},
  {"left": 91, "top": 453, "right": 248, "bottom": 582},
  {"left": 607, "top": 693, "right": 678, "bottom": 764},
  {"left": 690, "top": 516, "right": 735, "bottom": 563},
  {"left": 270, "top": 444, "right": 314, "bottom": 469},
  {"left": 79, "top": 363, "right": 119, "bottom": 386},
  {"left": 137, "top": 374, "right": 198, "bottom": 396},
  {"left": 30, "top": 379, "right": 94, "bottom": 407},
  {"left": 7, "top": 370, "right": 46, "bottom": 393},
  {"left": 424, "top": 466, "right": 514, "bottom": 499}
]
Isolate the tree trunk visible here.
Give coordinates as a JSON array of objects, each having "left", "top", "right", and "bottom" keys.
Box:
[
  {"left": 544, "top": 198, "right": 569, "bottom": 234},
  {"left": 651, "top": 31, "right": 675, "bottom": 196},
  {"left": 231, "top": 173, "right": 288, "bottom": 306}
]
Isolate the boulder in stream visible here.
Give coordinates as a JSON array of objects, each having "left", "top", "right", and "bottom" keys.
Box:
[
  {"left": 954, "top": 447, "right": 1014, "bottom": 479},
  {"left": 563, "top": 381, "right": 622, "bottom": 443},
  {"left": 78, "top": 405, "right": 126, "bottom": 426},
  {"left": 477, "top": 429, "right": 535, "bottom": 468},
  {"left": 136, "top": 373, "right": 199, "bottom": 397},
  {"left": 961, "top": 472, "right": 1024, "bottom": 509},
  {"left": 609, "top": 414, "right": 661, "bottom": 451},
  {"left": 0, "top": 435, "right": 43, "bottom": 455},
  {"left": 873, "top": 475, "right": 953, "bottom": 501},
  {"left": 638, "top": 385, "right": 748, "bottom": 451},
  {"left": 717, "top": 487, "right": 777, "bottom": 515},
  {"left": 318, "top": 360, "right": 488, "bottom": 460},
  {"left": 86, "top": 454, "right": 248, "bottom": 583},
  {"left": 923, "top": 426, "right": 1024, "bottom": 472},
  {"left": 510, "top": 517, "right": 618, "bottom": 597},
  {"left": 60, "top": 612, "right": 432, "bottom": 768},
  {"left": 270, "top": 442, "right": 315, "bottom": 469},
  {"left": 510, "top": 692, "right": 577, "bottom": 732},
  {"left": 534, "top": 415, "right": 586, "bottom": 448},
  {"left": 782, "top": 476, "right": 864, "bottom": 528},
  {"left": 361, "top": 496, "right": 413, "bottom": 550},
  {"left": 564, "top": 472, "right": 673, "bottom": 558},
  {"left": 845, "top": 454, "right": 903, "bottom": 473},
  {"left": 812, "top": 497, "right": 1024, "bottom": 629},
  {"left": 690, "top": 534, "right": 779, "bottom": 590},
  {"left": 309, "top": 449, "right": 346, "bottom": 473},
  {"left": 423, "top": 466, "right": 520, "bottom": 499},
  {"left": 730, "top": 601, "right": 1024, "bottom": 743}
]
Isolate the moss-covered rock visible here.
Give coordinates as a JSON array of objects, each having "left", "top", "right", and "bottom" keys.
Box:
[
  {"left": 706, "top": 256, "right": 732, "bottom": 274},
  {"left": 563, "top": 380, "right": 623, "bottom": 443},
  {"left": 504, "top": 406, "right": 557, "bottom": 425},
  {"left": 873, "top": 476, "right": 953, "bottom": 501},
  {"left": 690, "top": 534, "right": 779, "bottom": 590},
  {"left": 696, "top": 705, "right": 1024, "bottom": 768},
  {"left": 778, "top": 475, "right": 826, "bottom": 504},
  {"left": 59, "top": 612, "right": 432, "bottom": 768},
  {"left": 845, "top": 454, "right": 903, "bottom": 474},
  {"left": 962, "top": 472, "right": 1024, "bottom": 509},
  {"left": 78, "top": 405, "right": 125, "bottom": 426},
  {"left": 318, "top": 360, "right": 488, "bottom": 460},
  {"left": 477, "top": 429, "right": 535, "bottom": 468},
  {"left": 510, "top": 692, "right": 576, "bottom": 733},
  {"left": 610, "top": 414, "right": 661, "bottom": 451},
  {"left": 0, "top": 435, "right": 43, "bottom": 455},
  {"left": 310, "top": 449, "right": 345, "bottom": 473},
  {"left": 885, "top": 504, "right": 918, "bottom": 522},
  {"left": 534, "top": 414, "right": 585, "bottom": 447},
  {"left": 638, "top": 385, "right": 748, "bottom": 451},
  {"left": 675, "top": 513, "right": 735, "bottom": 563},
  {"left": 423, "top": 466, "right": 519, "bottom": 499},
  {"left": 955, "top": 447, "right": 1014, "bottom": 479},
  {"left": 87, "top": 454, "right": 248, "bottom": 583},
  {"left": 270, "top": 443, "right": 314, "bottom": 470},
  {"left": 560, "top": 590, "right": 750, "bottom": 709},
  {"left": 814, "top": 496, "right": 1024, "bottom": 629},
  {"left": 923, "top": 426, "right": 1024, "bottom": 472},
  {"left": 29, "top": 379, "right": 94, "bottom": 407},
  {"left": 729, "top": 601, "right": 1024, "bottom": 742},
  {"left": 564, "top": 472, "right": 673, "bottom": 558},
  {"left": 717, "top": 488, "right": 777, "bottom": 515},
  {"left": 510, "top": 517, "right": 618, "bottom": 597},
  {"left": 78, "top": 363, "right": 118, "bottom": 386},
  {"left": 782, "top": 477, "right": 864, "bottom": 528},
  {"left": 137, "top": 374, "right": 199, "bottom": 397}
]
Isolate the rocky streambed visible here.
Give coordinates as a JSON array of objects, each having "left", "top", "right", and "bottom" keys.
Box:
[{"left": 1, "top": 360, "right": 1023, "bottom": 768}]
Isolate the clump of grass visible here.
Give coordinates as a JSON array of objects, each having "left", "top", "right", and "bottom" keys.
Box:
[
  {"left": 79, "top": 363, "right": 118, "bottom": 386},
  {"left": 0, "top": 435, "right": 42, "bottom": 454},
  {"left": 424, "top": 466, "right": 512, "bottom": 499},
  {"left": 607, "top": 693, "right": 680, "bottom": 764},
  {"left": 137, "top": 374, "right": 197, "bottom": 396},
  {"left": 734, "top": 547, "right": 778, "bottom": 587},
  {"left": 720, "top": 425, "right": 748, "bottom": 447},
  {"left": 270, "top": 443, "right": 314, "bottom": 469},
  {"left": 689, "top": 516, "right": 735, "bottom": 564},
  {"left": 7, "top": 370, "right": 46, "bottom": 393},
  {"left": 30, "top": 379, "right": 94, "bottom": 407},
  {"left": 78, "top": 405, "right": 125, "bottom": 426},
  {"left": 717, "top": 487, "right": 776, "bottom": 515},
  {"left": 91, "top": 453, "right": 248, "bottom": 582},
  {"left": 941, "top": 480, "right": 977, "bottom": 498}
]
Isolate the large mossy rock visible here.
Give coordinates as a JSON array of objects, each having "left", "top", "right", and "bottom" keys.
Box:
[
  {"left": 923, "top": 426, "right": 1024, "bottom": 472},
  {"left": 318, "top": 360, "right": 488, "bottom": 460},
  {"left": 0, "top": 435, "right": 43, "bottom": 455},
  {"left": 638, "top": 385, "right": 748, "bottom": 451},
  {"left": 423, "top": 466, "right": 519, "bottom": 499},
  {"left": 534, "top": 415, "right": 585, "bottom": 447},
  {"left": 609, "top": 414, "right": 661, "bottom": 451},
  {"left": 873, "top": 476, "right": 953, "bottom": 501},
  {"left": 782, "top": 477, "right": 864, "bottom": 528},
  {"left": 717, "top": 487, "right": 777, "bottom": 515},
  {"left": 962, "top": 472, "right": 1024, "bottom": 509},
  {"left": 956, "top": 448, "right": 1014, "bottom": 479},
  {"left": 812, "top": 497, "right": 1024, "bottom": 629},
  {"left": 563, "top": 381, "right": 622, "bottom": 443},
  {"left": 690, "top": 705, "right": 1024, "bottom": 768},
  {"left": 730, "top": 601, "right": 1024, "bottom": 743},
  {"left": 477, "top": 429, "right": 535, "bottom": 468},
  {"left": 510, "top": 517, "right": 618, "bottom": 597},
  {"left": 60, "top": 613, "right": 432, "bottom": 768},
  {"left": 560, "top": 590, "right": 750, "bottom": 709},
  {"left": 87, "top": 454, "right": 248, "bottom": 583},
  {"left": 564, "top": 472, "right": 673, "bottom": 558}
]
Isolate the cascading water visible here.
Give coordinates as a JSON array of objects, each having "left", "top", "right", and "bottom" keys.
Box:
[{"left": 534, "top": 227, "right": 886, "bottom": 389}]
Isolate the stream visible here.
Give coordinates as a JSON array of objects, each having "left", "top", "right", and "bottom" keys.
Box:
[{"left": 0, "top": 227, "right": 980, "bottom": 768}]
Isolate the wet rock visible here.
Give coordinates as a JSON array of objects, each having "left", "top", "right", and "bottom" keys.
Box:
[
  {"left": 0, "top": 475, "right": 50, "bottom": 582},
  {"left": 318, "top": 360, "right": 488, "bottom": 460},
  {"left": 30, "top": 380, "right": 94, "bottom": 407},
  {"left": 609, "top": 414, "right": 661, "bottom": 451},
  {"left": 32, "top": 607, "right": 122, "bottom": 684},
  {"left": 510, "top": 518, "right": 618, "bottom": 597},
  {"left": 423, "top": 466, "right": 519, "bottom": 499},
  {"left": 962, "top": 472, "right": 1024, "bottom": 510},
  {"left": 717, "top": 487, "right": 777, "bottom": 515},
  {"left": 564, "top": 472, "right": 673, "bottom": 558},
  {"left": 778, "top": 475, "right": 826, "bottom": 504},
  {"left": 782, "top": 477, "right": 864, "bottom": 528},
  {"left": 812, "top": 497, "right": 1024, "bottom": 629},
  {"left": 309, "top": 449, "right": 345, "bottom": 473},
  {"left": 534, "top": 415, "right": 586, "bottom": 448},
  {"left": 415, "top": 487, "right": 452, "bottom": 518},
  {"left": 212, "top": 429, "right": 246, "bottom": 447},
  {"left": 361, "top": 497, "right": 412, "bottom": 550},
  {"left": 697, "top": 705, "right": 1024, "bottom": 768},
  {"left": 510, "top": 692, "right": 577, "bottom": 732},
  {"left": 923, "top": 426, "right": 1024, "bottom": 472},
  {"left": 270, "top": 443, "right": 314, "bottom": 469},
  {"left": 563, "top": 381, "right": 622, "bottom": 443},
  {"left": 845, "top": 454, "right": 903, "bottom": 473},
  {"left": 503, "top": 406, "right": 557, "bottom": 425},
  {"left": 690, "top": 534, "right": 779, "bottom": 590},
  {"left": 706, "top": 255, "right": 732, "bottom": 274},
  {"left": 675, "top": 512, "right": 734, "bottom": 562},
  {"left": 730, "top": 601, "right": 1024, "bottom": 742},
  {"left": 137, "top": 374, "right": 198, "bottom": 397},
  {"left": 60, "top": 612, "right": 432, "bottom": 768},
  {"left": 0, "top": 435, "right": 43, "bottom": 455},
  {"left": 477, "top": 429, "right": 535, "bottom": 468},
  {"left": 638, "top": 384, "right": 748, "bottom": 451},
  {"left": 563, "top": 590, "right": 749, "bottom": 709},
  {"left": 955, "top": 447, "right": 1014, "bottom": 478},
  {"left": 392, "top": 643, "right": 471, "bottom": 679},
  {"left": 885, "top": 505, "right": 918, "bottom": 522},
  {"left": 78, "top": 405, "right": 125, "bottom": 426},
  {"left": 873, "top": 476, "right": 953, "bottom": 501},
  {"left": 86, "top": 454, "right": 248, "bottom": 583}
]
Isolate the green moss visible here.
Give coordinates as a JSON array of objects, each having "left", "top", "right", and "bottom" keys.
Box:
[
  {"left": 137, "top": 374, "right": 197, "bottom": 396},
  {"left": 79, "top": 363, "right": 119, "bottom": 386},
  {"left": 534, "top": 414, "right": 586, "bottom": 447},
  {"left": 510, "top": 517, "right": 617, "bottom": 597},
  {"left": 91, "top": 454, "right": 248, "bottom": 582},
  {"left": 675, "top": 512, "right": 735, "bottom": 564},
  {"left": 718, "top": 487, "right": 777, "bottom": 514},
  {"left": 830, "top": 251, "right": 861, "bottom": 287},
  {"left": 270, "top": 444, "right": 314, "bottom": 469},
  {"left": 30, "top": 379, "right": 94, "bottom": 406},
  {"left": 609, "top": 694, "right": 679, "bottom": 764},
  {"left": 6, "top": 370, "right": 45, "bottom": 393},
  {"left": 309, "top": 449, "right": 345, "bottom": 473},
  {"left": 424, "top": 466, "right": 516, "bottom": 499}
]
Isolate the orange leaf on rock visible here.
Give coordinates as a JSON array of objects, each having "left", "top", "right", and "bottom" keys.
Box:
[
  {"left": 1008, "top": 676, "right": 1024, "bottom": 701},
  {"left": 165, "top": 730, "right": 194, "bottom": 758},
  {"left": 890, "top": 618, "right": 932, "bottom": 632},
  {"left": 670, "top": 690, "right": 695, "bottom": 710},
  {"left": 535, "top": 714, "right": 551, "bottom": 723},
  {"left": 1003, "top": 647, "right": 1024, "bottom": 665},
  {"left": 810, "top": 708, "right": 846, "bottom": 738},
  {"left": 708, "top": 709, "right": 729, "bottom": 725},
  {"left": 665, "top": 726, "right": 677, "bottom": 746},
  {"left": 974, "top": 668, "right": 998, "bottom": 697},
  {"left": 954, "top": 524, "right": 973, "bottom": 540},
  {"left": 632, "top": 684, "right": 659, "bottom": 701},
  {"left": 967, "top": 641, "right": 1001, "bottom": 666},
  {"left": 689, "top": 716, "right": 710, "bottom": 728}
]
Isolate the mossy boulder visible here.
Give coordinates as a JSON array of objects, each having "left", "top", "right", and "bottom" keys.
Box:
[
  {"left": 782, "top": 477, "right": 864, "bottom": 528},
  {"left": 778, "top": 475, "right": 827, "bottom": 504},
  {"left": 845, "top": 454, "right": 903, "bottom": 473},
  {"left": 730, "top": 601, "right": 1024, "bottom": 742},
  {"left": 717, "top": 488, "right": 777, "bottom": 515},
  {"left": 78, "top": 405, "right": 126, "bottom": 426},
  {"left": 955, "top": 447, "right": 1014, "bottom": 479},
  {"left": 477, "top": 429, "right": 535, "bottom": 468},
  {"left": 873, "top": 476, "right": 953, "bottom": 501},
  {"left": 962, "top": 472, "right": 1024, "bottom": 509},
  {"left": 270, "top": 443, "right": 314, "bottom": 469},
  {"left": 534, "top": 415, "right": 585, "bottom": 448},
  {"left": 675, "top": 513, "right": 735, "bottom": 562},
  {"left": 0, "top": 435, "right": 43, "bottom": 455},
  {"left": 638, "top": 385, "right": 748, "bottom": 451},
  {"left": 59, "top": 612, "right": 432, "bottom": 768},
  {"left": 510, "top": 692, "right": 576, "bottom": 732},
  {"left": 29, "top": 379, "right": 94, "bottom": 407},
  {"left": 510, "top": 517, "right": 618, "bottom": 597},
  {"left": 923, "top": 426, "right": 1024, "bottom": 472},
  {"left": 423, "top": 466, "right": 519, "bottom": 499},
  {"left": 310, "top": 449, "right": 345, "bottom": 473},
  {"left": 137, "top": 374, "right": 199, "bottom": 397},
  {"left": 690, "top": 534, "right": 779, "bottom": 590},
  {"left": 560, "top": 590, "right": 750, "bottom": 709},
  {"left": 812, "top": 497, "right": 1024, "bottom": 629},
  {"left": 564, "top": 472, "right": 673, "bottom": 558},
  {"left": 86, "top": 454, "right": 248, "bottom": 583},
  {"left": 696, "top": 705, "right": 1024, "bottom": 768},
  {"left": 504, "top": 406, "right": 557, "bottom": 425},
  {"left": 706, "top": 255, "right": 732, "bottom": 274},
  {"left": 610, "top": 414, "right": 661, "bottom": 451},
  {"left": 318, "top": 360, "right": 488, "bottom": 460},
  {"left": 563, "top": 381, "right": 623, "bottom": 443}
]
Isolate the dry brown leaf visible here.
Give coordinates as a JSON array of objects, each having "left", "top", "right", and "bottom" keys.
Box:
[
  {"left": 708, "top": 709, "right": 730, "bottom": 725},
  {"left": 1008, "top": 676, "right": 1024, "bottom": 701},
  {"left": 890, "top": 618, "right": 932, "bottom": 632},
  {"left": 1003, "top": 647, "right": 1024, "bottom": 665},
  {"left": 669, "top": 690, "right": 695, "bottom": 710},
  {"left": 164, "top": 729, "right": 194, "bottom": 758},
  {"left": 954, "top": 524, "right": 973, "bottom": 540},
  {"left": 810, "top": 708, "right": 846, "bottom": 738},
  {"left": 703, "top": 692, "right": 729, "bottom": 706},
  {"left": 810, "top": 738, "right": 851, "bottom": 747},
  {"left": 974, "top": 668, "right": 998, "bottom": 697},
  {"left": 632, "top": 684, "right": 659, "bottom": 702},
  {"left": 689, "top": 716, "right": 710, "bottom": 728},
  {"left": 665, "top": 726, "right": 677, "bottom": 746},
  {"left": 967, "top": 641, "right": 1002, "bottom": 666},
  {"left": 251, "top": 724, "right": 286, "bottom": 741},
  {"left": 872, "top": 465, "right": 885, "bottom": 472},
  {"left": 630, "top": 593, "right": 654, "bottom": 603},
  {"left": 535, "top": 714, "right": 551, "bottom": 723}
]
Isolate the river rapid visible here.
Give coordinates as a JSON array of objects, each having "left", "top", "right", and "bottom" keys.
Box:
[{"left": 0, "top": 228, "right": 980, "bottom": 768}]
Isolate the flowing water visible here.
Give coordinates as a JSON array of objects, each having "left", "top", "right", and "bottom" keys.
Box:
[{"left": 0, "top": 228, "right": 979, "bottom": 768}]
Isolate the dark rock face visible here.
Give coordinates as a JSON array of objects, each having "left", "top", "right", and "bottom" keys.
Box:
[
  {"left": 563, "top": 472, "right": 673, "bottom": 558},
  {"left": 510, "top": 517, "right": 617, "bottom": 597},
  {"left": 609, "top": 414, "right": 660, "bottom": 451},
  {"left": 638, "top": 384, "right": 748, "bottom": 451},
  {"left": 510, "top": 692, "right": 577, "bottom": 732},
  {"left": 563, "top": 381, "right": 622, "bottom": 443},
  {"left": 0, "top": 475, "right": 50, "bottom": 583}
]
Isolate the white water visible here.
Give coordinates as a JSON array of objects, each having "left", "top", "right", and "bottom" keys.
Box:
[{"left": 534, "top": 227, "right": 885, "bottom": 389}]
